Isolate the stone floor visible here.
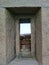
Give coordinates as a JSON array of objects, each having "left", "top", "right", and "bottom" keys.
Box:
[{"left": 8, "top": 58, "right": 39, "bottom": 65}]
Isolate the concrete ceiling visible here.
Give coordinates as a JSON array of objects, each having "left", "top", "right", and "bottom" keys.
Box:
[{"left": 7, "top": 7, "right": 40, "bottom": 15}]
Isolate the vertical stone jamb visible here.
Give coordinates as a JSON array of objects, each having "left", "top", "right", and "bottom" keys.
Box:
[
  {"left": 0, "top": 8, "right": 6, "bottom": 65},
  {"left": 31, "top": 17, "right": 35, "bottom": 57},
  {"left": 42, "top": 7, "right": 49, "bottom": 65},
  {"left": 16, "top": 18, "right": 20, "bottom": 57}
]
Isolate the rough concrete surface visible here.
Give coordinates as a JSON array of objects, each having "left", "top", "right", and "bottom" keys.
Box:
[
  {"left": 0, "top": 7, "right": 49, "bottom": 65},
  {"left": 0, "top": 0, "right": 49, "bottom": 7},
  {"left": 8, "top": 58, "right": 39, "bottom": 65}
]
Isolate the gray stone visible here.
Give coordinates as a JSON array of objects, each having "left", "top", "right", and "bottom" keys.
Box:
[{"left": 0, "top": 0, "right": 49, "bottom": 7}]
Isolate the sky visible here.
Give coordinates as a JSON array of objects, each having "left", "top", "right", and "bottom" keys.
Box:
[{"left": 20, "top": 23, "right": 31, "bottom": 35}]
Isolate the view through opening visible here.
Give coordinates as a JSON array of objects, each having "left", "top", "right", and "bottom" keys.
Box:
[
  {"left": 20, "top": 23, "right": 31, "bottom": 35},
  {"left": 19, "top": 18, "right": 31, "bottom": 57}
]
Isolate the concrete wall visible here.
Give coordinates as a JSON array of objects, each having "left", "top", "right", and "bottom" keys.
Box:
[
  {"left": 0, "top": 7, "right": 49, "bottom": 65},
  {"left": 0, "top": 8, "right": 7, "bottom": 65},
  {"left": 35, "top": 9, "right": 42, "bottom": 65},
  {"left": 0, "top": 8, "right": 16, "bottom": 65},
  {"left": 6, "top": 9, "right": 16, "bottom": 63},
  {"left": 31, "top": 17, "right": 35, "bottom": 57},
  {"left": 0, "top": 0, "right": 49, "bottom": 7},
  {"left": 16, "top": 18, "right": 20, "bottom": 56},
  {"left": 42, "top": 8, "right": 49, "bottom": 65}
]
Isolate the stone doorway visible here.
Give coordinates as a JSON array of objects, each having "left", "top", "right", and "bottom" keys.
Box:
[
  {"left": 19, "top": 18, "right": 31, "bottom": 57},
  {"left": 16, "top": 16, "right": 35, "bottom": 58},
  {"left": 0, "top": 7, "right": 42, "bottom": 65}
]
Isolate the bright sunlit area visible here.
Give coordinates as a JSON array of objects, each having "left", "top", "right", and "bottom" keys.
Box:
[{"left": 20, "top": 23, "right": 31, "bottom": 35}]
